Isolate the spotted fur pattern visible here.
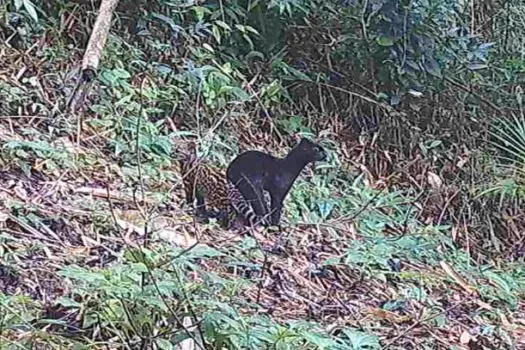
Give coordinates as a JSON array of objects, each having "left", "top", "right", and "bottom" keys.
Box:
[
  {"left": 178, "top": 142, "right": 223, "bottom": 220},
  {"left": 179, "top": 141, "right": 264, "bottom": 228}
]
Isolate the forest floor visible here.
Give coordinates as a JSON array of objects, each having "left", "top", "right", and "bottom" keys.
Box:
[{"left": 2, "top": 111, "right": 524, "bottom": 348}]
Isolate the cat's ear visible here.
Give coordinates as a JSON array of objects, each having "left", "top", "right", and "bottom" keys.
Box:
[{"left": 175, "top": 137, "right": 199, "bottom": 159}]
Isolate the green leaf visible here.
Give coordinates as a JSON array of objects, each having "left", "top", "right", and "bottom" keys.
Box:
[
  {"left": 23, "top": 0, "right": 39, "bottom": 22},
  {"left": 215, "top": 20, "right": 231, "bottom": 31},
  {"left": 246, "top": 51, "right": 265, "bottom": 61},
  {"left": 14, "top": 0, "right": 23, "bottom": 10},
  {"left": 342, "top": 329, "right": 380, "bottom": 349},
  {"left": 212, "top": 25, "right": 221, "bottom": 44},
  {"left": 467, "top": 63, "right": 488, "bottom": 70},
  {"left": 287, "top": 66, "right": 311, "bottom": 82},
  {"left": 234, "top": 24, "right": 245, "bottom": 33},
  {"left": 56, "top": 297, "right": 82, "bottom": 308},
  {"left": 376, "top": 36, "right": 394, "bottom": 46},
  {"left": 248, "top": 0, "right": 261, "bottom": 11},
  {"left": 244, "top": 25, "right": 259, "bottom": 35},
  {"left": 151, "top": 12, "right": 177, "bottom": 29},
  {"left": 203, "top": 43, "right": 215, "bottom": 52},
  {"left": 230, "top": 87, "right": 251, "bottom": 101},
  {"left": 192, "top": 7, "right": 206, "bottom": 21},
  {"left": 484, "top": 271, "right": 512, "bottom": 294},
  {"left": 242, "top": 34, "right": 254, "bottom": 50},
  {"left": 155, "top": 338, "right": 174, "bottom": 350}
]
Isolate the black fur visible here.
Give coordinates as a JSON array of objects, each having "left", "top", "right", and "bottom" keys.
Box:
[{"left": 226, "top": 138, "right": 327, "bottom": 227}]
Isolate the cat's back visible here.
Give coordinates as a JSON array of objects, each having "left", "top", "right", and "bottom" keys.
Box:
[{"left": 226, "top": 150, "right": 276, "bottom": 178}]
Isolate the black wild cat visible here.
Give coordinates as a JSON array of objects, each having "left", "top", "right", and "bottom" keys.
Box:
[{"left": 226, "top": 137, "right": 327, "bottom": 228}]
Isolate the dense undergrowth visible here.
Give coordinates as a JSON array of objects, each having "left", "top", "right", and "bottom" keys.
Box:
[{"left": 1, "top": 0, "right": 524, "bottom": 349}]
